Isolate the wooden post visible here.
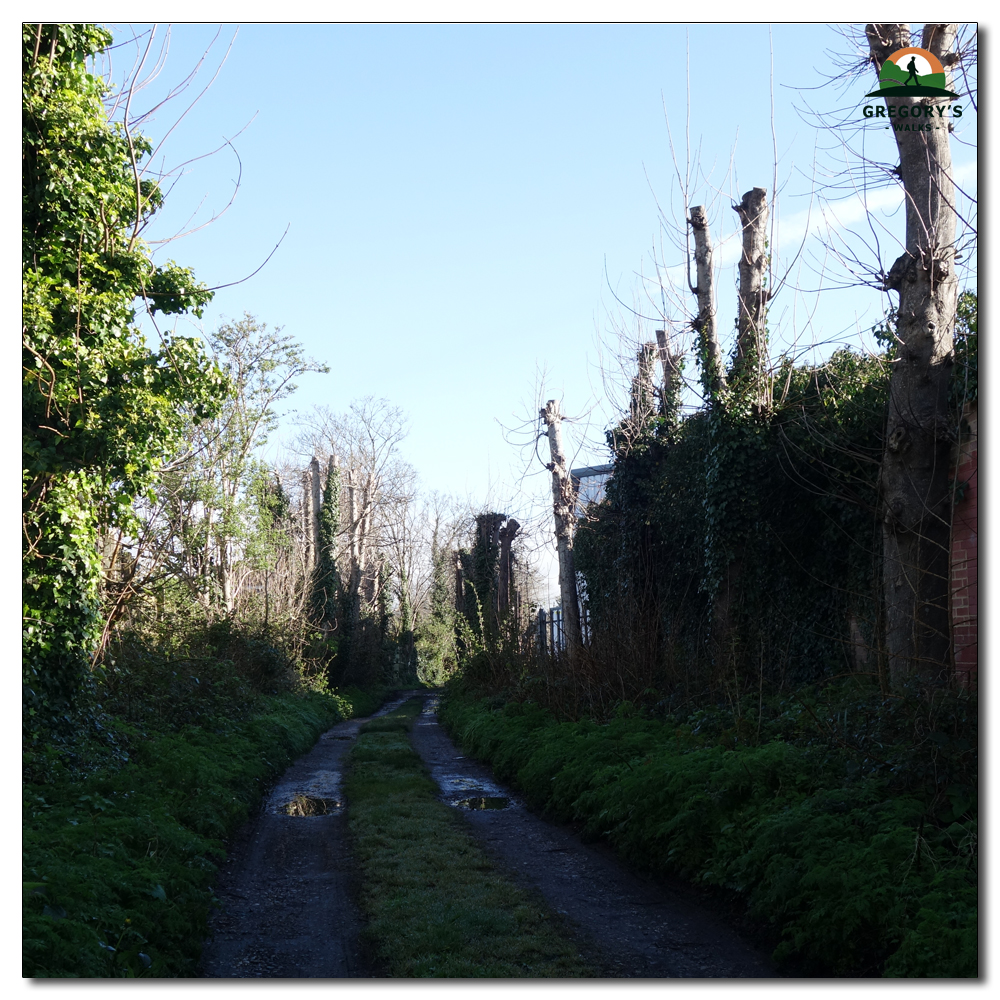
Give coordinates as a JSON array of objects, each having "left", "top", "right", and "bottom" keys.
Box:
[{"left": 540, "top": 399, "right": 582, "bottom": 658}]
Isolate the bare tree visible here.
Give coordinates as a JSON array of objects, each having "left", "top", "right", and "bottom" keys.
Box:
[
  {"left": 296, "top": 397, "right": 416, "bottom": 629},
  {"left": 866, "top": 23, "right": 963, "bottom": 687},
  {"left": 540, "top": 399, "right": 582, "bottom": 659}
]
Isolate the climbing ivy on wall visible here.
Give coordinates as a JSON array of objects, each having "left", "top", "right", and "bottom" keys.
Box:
[{"left": 576, "top": 346, "right": 891, "bottom": 699}]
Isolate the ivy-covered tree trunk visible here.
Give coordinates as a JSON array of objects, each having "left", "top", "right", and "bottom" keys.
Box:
[
  {"left": 541, "top": 400, "right": 582, "bottom": 658},
  {"left": 732, "top": 187, "right": 770, "bottom": 412},
  {"left": 313, "top": 457, "right": 342, "bottom": 629},
  {"left": 302, "top": 468, "right": 315, "bottom": 568},
  {"left": 497, "top": 518, "right": 520, "bottom": 619},
  {"left": 345, "top": 469, "right": 362, "bottom": 628},
  {"left": 630, "top": 342, "right": 658, "bottom": 428},
  {"left": 707, "top": 187, "right": 771, "bottom": 675},
  {"left": 655, "top": 329, "right": 682, "bottom": 428},
  {"left": 866, "top": 23, "right": 960, "bottom": 687},
  {"left": 688, "top": 204, "right": 724, "bottom": 401},
  {"left": 309, "top": 456, "right": 323, "bottom": 568}
]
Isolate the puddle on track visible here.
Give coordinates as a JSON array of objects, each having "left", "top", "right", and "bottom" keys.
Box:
[
  {"left": 455, "top": 796, "right": 510, "bottom": 810},
  {"left": 417, "top": 698, "right": 518, "bottom": 811},
  {"left": 282, "top": 794, "right": 341, "bottom": 816},
  {"left": 406, "top": 692, "right": 777, "bottom": 978},
  {"left": 268, "top": 692, "right": 424, "bottom": 816},
  {"left": 267, "top": 767, "right": 344, "bottom": 816}
]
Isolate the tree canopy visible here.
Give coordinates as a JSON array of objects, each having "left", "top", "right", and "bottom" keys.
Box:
[{"left": 23, "top": 24, "right": 225, "bottom": 726}]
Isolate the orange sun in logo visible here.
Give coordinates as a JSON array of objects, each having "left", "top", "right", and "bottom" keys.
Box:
[{"left": 886, "top": 47, "right": 944, "bottom": 77}]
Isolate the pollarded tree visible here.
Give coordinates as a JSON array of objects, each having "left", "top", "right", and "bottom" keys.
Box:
[
  {"left": 540, "top": 400, "right": 583, "bottom": 659},
  {"left": 865, "top": 23, "right": 967, "bottom": 686},
  {"left": 22, "top": 24, "right": 224, "bottom": 726}
]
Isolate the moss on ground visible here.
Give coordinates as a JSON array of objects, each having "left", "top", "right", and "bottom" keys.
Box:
[{"left": 345, "top": 698, "right": 593, "bottom": 977}]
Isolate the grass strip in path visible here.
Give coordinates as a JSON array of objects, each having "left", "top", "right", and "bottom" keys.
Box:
[{"left": 345, "top": 698, "right": 593, "bottom": 978}]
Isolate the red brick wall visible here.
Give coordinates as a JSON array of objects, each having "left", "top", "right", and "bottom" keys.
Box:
[{"left": 951, "top": 401, "right": 978, "bottom": 688}]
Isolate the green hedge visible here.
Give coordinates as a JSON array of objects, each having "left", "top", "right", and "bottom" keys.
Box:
[
  {"left": 439, "top": 694, "right": 977, "bottom": 977},
  {"left": 23, "top": 688, "right": 369, "bottom": 978}
]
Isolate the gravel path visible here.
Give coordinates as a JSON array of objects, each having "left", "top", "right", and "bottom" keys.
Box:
[
  {"left": 200, "top": 690, "right": 776, "bottom": 978},
  {"left": 199, "top": 694, "right": 417, "bottom": 978}
]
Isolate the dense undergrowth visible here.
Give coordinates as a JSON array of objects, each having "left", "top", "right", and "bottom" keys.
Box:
[
  {"left": 439, "top": 680, "right": 977, "bottom": 978},
  {"left": 345, "top": 699, "right": 593, "bottom": 977},
  {"left": 22, "top": 639, "right": 387, "bottom": 979}
]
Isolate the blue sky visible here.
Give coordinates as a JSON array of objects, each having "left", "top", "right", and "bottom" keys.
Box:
[{"left": 111, "top": 22, "right": 978, "bottom": 549}]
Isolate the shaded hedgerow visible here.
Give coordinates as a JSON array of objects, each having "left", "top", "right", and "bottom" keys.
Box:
[
  {"left": 439, "top": 688, "right": 977, "bottom": 977},
  {"left": 23, "top": 688, "right": 371, "bottom": 978},
  {"left": 575, "top": 346, "right": 891, "bottom": 706}
]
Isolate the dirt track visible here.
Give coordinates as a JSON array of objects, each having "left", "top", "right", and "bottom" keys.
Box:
[
  {"left": 198, "top": 695, "right": 415, "bottom": 978},
  {"left": 200, "top": 691, "right": 775, "bottom": 978}
]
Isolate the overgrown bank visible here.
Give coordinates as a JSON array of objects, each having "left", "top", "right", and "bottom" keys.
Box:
[
  {"left": 439, "top": 684, "right": 977, "bottom": 978},
  {"left": 23, "top": 682, "right": 383, "bottom": 978}
]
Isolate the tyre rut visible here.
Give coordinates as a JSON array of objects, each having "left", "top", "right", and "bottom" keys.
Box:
[
  {"left": 410, "top": 694, "right": 777, "bottom": 979},
  {"left": 199, "top": 692, "right": 419, "bottom": 978}
]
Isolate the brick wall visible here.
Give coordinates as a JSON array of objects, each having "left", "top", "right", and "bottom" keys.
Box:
[{"left": 951, "top": 401, "right": 978, "bottom": 688}]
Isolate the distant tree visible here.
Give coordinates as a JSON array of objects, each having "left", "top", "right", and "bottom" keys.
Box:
[
  {"left": 173, "top": 316, "right": 323, "bottom": 611},
  {"left": 297, "top": 398, "right": 416, "bottom": 630},
  {"left": 312, "top": 458, "right": 343, "bottom": 629}
]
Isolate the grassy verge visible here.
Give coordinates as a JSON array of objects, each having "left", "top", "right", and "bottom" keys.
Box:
[
  {"left": 439, "top": 689, "right": 977, "bottom": 978},
  {"left": 344, "top": 698, "right": 593, "bottom": 977},
  {"left": 23, "top": 686, "right": 379, "bottom": 978}
]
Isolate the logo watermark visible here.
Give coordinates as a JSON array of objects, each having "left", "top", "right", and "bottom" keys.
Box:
[{"left": 862, "top": 46, "right": 962, "bottom": 131}]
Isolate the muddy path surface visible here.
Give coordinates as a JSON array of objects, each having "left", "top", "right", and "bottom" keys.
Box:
[
  {"left": 201, "top": 690, "right": 775, "bottom": 978},
  {"left": 199, "top": 693, "right": 418, "bottom": 978},
  {"left": 411, "top": 694, "right": 776, "bottom": 979}
]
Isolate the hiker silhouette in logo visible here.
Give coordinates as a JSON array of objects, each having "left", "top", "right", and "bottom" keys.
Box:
[{"left": 902, "top": 56, "right": 920, "bottom": 86}]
